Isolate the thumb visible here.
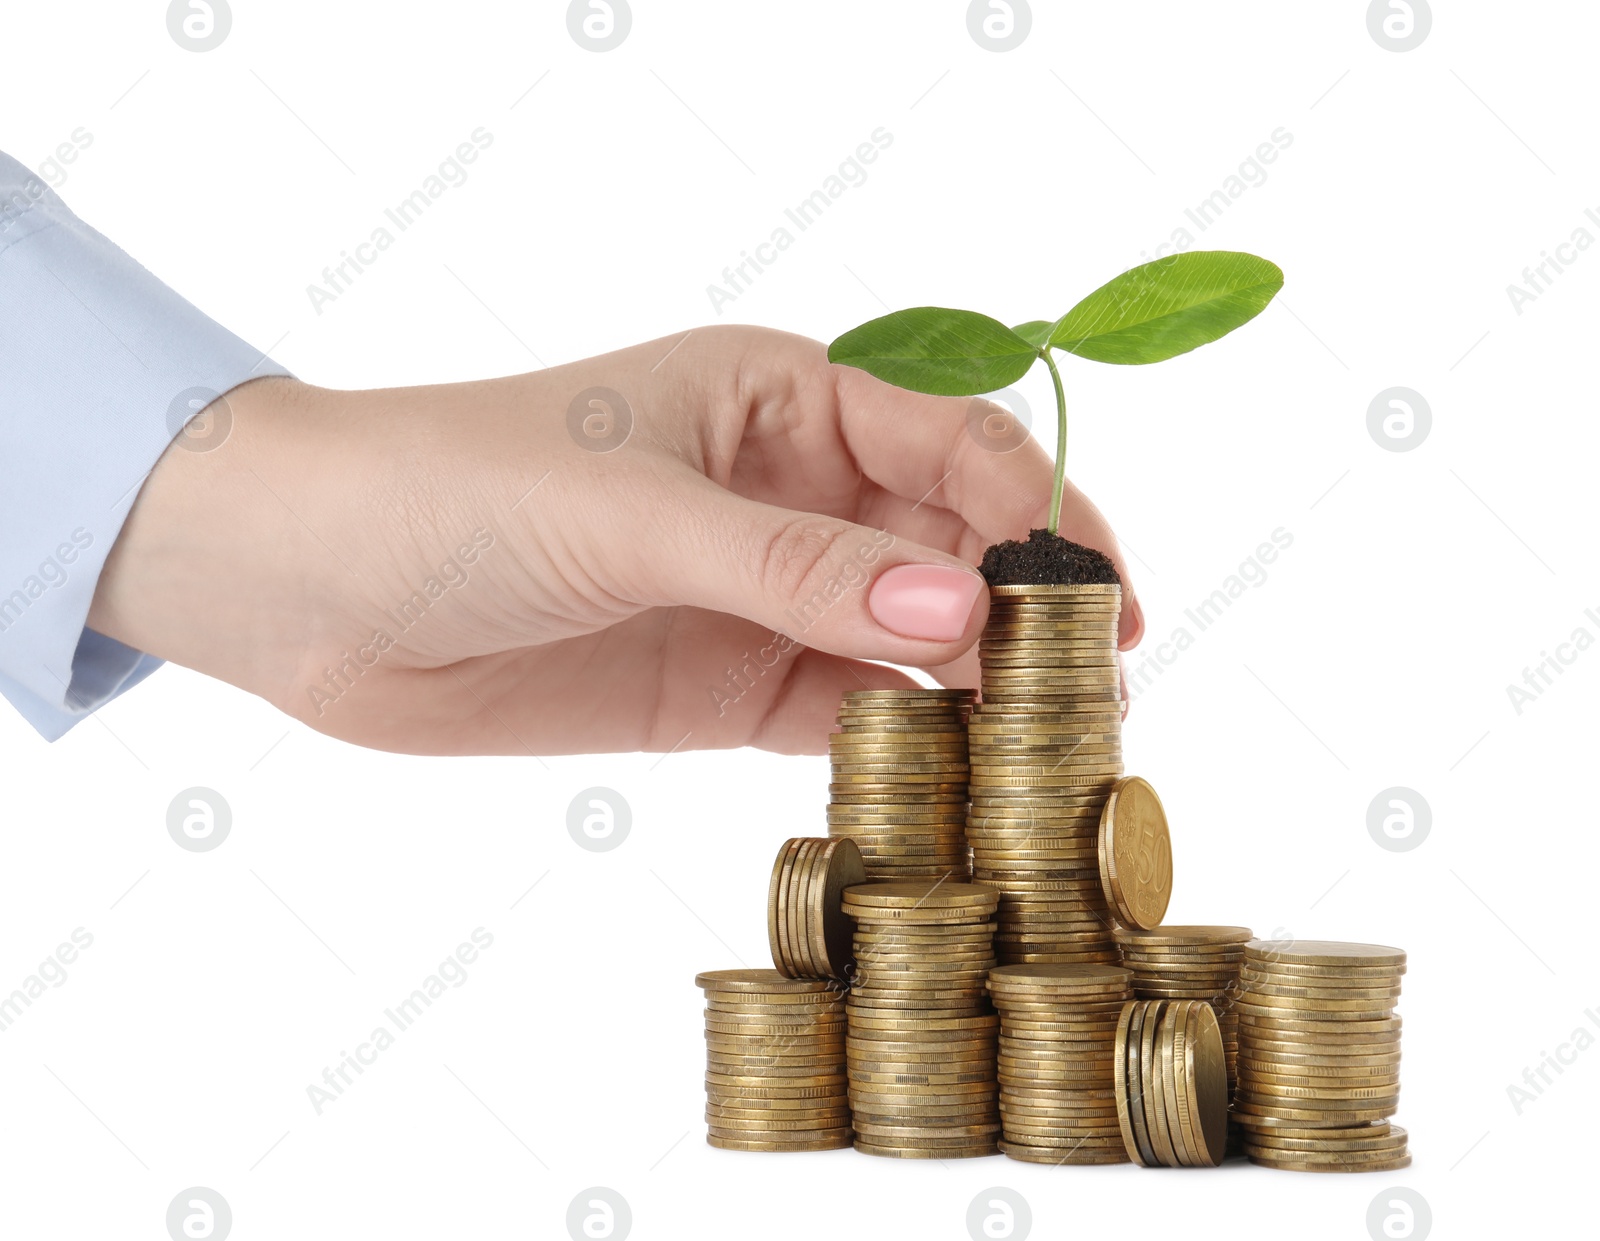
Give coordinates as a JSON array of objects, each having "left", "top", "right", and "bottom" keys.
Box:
[{"left": 625, "top": 474, "right": 988, "bottom": 665}]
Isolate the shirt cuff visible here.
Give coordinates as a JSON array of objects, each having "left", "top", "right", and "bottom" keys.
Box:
[{"left": 0, "top": 151, "right": 290, "bottom": 739}]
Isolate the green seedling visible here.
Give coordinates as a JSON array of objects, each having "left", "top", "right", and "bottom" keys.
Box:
[{"left": 828, "top": 251, "right": 1284, "bottom": 534}]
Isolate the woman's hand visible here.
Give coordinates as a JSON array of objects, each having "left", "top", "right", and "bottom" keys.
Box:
[{"left": 88, "top": 326, "right": 1142, "bottom": 755}]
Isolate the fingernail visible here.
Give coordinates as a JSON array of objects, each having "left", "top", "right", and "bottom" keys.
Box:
[
  {"left": 1119, "top": 592, "right": 1145, "bottom": 651},
  {"left": 868, "top": 564, "right": 984, "bottom": 642}
]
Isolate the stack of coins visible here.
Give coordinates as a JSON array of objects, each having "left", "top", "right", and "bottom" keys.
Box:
[
  {"left": 1114, "top": 999, "right": 1230, "bottom": 1167},
  {"left": 987, "top": 963, "right": 1133, "bottom": 1165},
  {"left": 827, "top": 689, "right": 975, "bottom": 881},
  {"left": 967, "top": 584, "right": 1123, "bottom": 964},
  {"left": 1233, "top": 940, "right": 1409, "bottom": 1172},
  {"left": 842, "top": 881, "right": 1001, "bottom": 1158},
  {"left": 696, "top": 969, "right": 851, "bottom": 1152},
  {"left": 767, "top": 837, "right": 866, "bottom": 980},
  {"left": 1113, "top": 925, "right": 1250, "bottom": 1098}
]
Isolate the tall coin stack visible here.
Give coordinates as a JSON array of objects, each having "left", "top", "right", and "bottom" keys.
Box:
[
  {"left": 696, "top": 969, "right": 852, "bottom": 1152},
  {"left": 988, "top": 963, "right": 1134, "bottom": 1164},
  {"left": 842, "top": 881, "right": 1001, "bottom": 1158},
  {"left": 1112, "top": 925, "right": 1250, "bottom": 1101},
  {"left": 828, "top": 689, "right": 975, "bottom": 881},
  {"left": 967, "top": 584, "right": 1123, "bottom": 964},
  {"left": 1233, "top": 940, "right": 1409, "bottom": 1172}
]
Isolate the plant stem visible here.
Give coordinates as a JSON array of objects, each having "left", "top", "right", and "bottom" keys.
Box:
[{"left": 1040, "top": 347, "right": 1068, "bottom": 535}]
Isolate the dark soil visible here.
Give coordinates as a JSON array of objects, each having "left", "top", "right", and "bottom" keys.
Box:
[{"left": 979, "top": 529, "right": 1122, "bottom": 587}]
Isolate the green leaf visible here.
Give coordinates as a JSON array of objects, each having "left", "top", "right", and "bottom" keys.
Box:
[
  {"left": 828, "top": 308, "right": 1038, "bottom": 396},
  {"left": 1011, "top": 320, "right": 1054, "bottom": 348},
  {"left": 1049, "top": 251, "right": 1284, "bottom": 365}
]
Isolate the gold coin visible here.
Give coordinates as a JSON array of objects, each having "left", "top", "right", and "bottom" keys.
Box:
[
  {"left": 850, "top": 907, "right": 994, "bottom": 925},
  {"left": 703, "top": 986, "right": 844, "bottom": 1005},
  {"left": 1238, "top": 1012, "right": 1401, "bottom": 1035},
  {"left": 1235, "top": 1138, "right": 1414, "bottom": 1157},
  {"left": 706, "top": 1100, "right": 850, "bottom": 1118},
  {"left": 851, "top": 1120, "right": 1002, "bottom": 1142},
  {"left": 1246, "top": 1127, "right": 1407, "bottom": 1153},
  {"left": 1238, "top": 1026, "right": 1389, "bottom": 1050},
  {"left": 828, "top": 733, "right": 969, "bottom": 746},
  {"left": 997, "top": 1141, "right": 1127, "bottom": 1165},
  {"left": 1245, "top": 939, "right": 1406, "bottom": 968},
  {"left": 1238, "top": 1058, "right": 1400, "bottom": 1081},
  {"left": 997, "top": 953, "right": 1122, "bottom": 967},
  {"left": 855, "top": 928, "right": 996, "bottom": 943},
  {"left": 1244, "top": 1154, "right": 1413, "bottom": 1174},
  {"left": 993, "top": 992, "right": 1128, "bottom": 1009},
  {"left": 1235, "top": 1001, "right": 1398, "bottom": 1022},
  {"left": 970, "top": 763, "right": 1122, "bottom": 775},
  {"left": 849, "top": 1069, "right": 995, "bottom": 1087},
  {"left": 1001, "top": 1125, "right": 1125, "bottom": 1145},
  {"left": 989, "top": 963, "right": 1131, "bottom": 991},
  {"left": 1182, "top": 1001, "right": 1229, "bottom": 1166},
  {"left": 696, "top": 969, "right": 837, "bottom": 994},
  {"left": 1001, "top": 1098, "right": 1118, "bottom": 1115},
  {"left": 1157, "top": 1000, "right": 1195, "bottom": 1166},
  {"left": 1239, "top": 963, "right": 1405, "bottom": 984},
  {"left": 1124, "top": 1000, "right": 1158, "bottom": 1165},
  {"left": 774, "top": 840, "right": 806, "bottom": 978},
  {"left": 703, "top": 1002, "right": 847, "bottom": 1018},
  {"left": 969, "top": 704, "right": 1120, "bottom": 716},
  {"left": 701, "top": 1001, "right": 844, "bottom": 1021},
  {"left": 707, "top": 1112, "right": 852, "bottom": 1133},
  {"left": 704, "top": 1046, "right": 844, "bottom": 1061},
  {"left": 705, "top": 1057, "right": 845, "bottom": 1073},
  {"left": 842, "top": 688, "right": 974, "bottom": 700},
  {"left": 847, "top": 1011, "right": 1000, "bottom": 1031},
  {"left": 808, "top": 838, "right": 863, "bottom": 979},
  {"left": 704, "top": 1081, "right": 851, "bottom": 1100},
  {"left": 849, "top": 1052, "right": 995, "bottom": 1071},
  {"left": 766, "top": 839, "right": 801, "bottom": 976},
  {"left": 706, "top": 1069, "right": 848, "bottom": 1087},
  {"left": 853, "top": 931, "right": 996, "bottom": 946},
  {"left": 1242, "top": 1049, "right": 1402, "bottom": 1068},
  {"left": 1233, "top": 1114, "right": 1392, "bottom": 1132},
  {"left": 1239, "top": 1081, "right": 1401, "bottom": 1103},
  {"left": 853, "top": 965, "right": 997, "bottom": 981},
  {"left": 790, "top": 840, "right": 824, "bottom": 980},
  {"left": 704, "top": 1023, "right": 851, "bottom": 1042},
  {"left": 1232, "top": 1099, "right": 1396, "bottom": 1123},
  {"left": 854, "top": 1140, "right": 998, "bottom": 1159},
  {"left": 1132, "top": 991, "right": 1235, "bottom": 1008},
  {"left": 847, "top": 1091, "right": 995, "bottom": 1109},
  {"left": 1121, "top": 956, "right": 1246, "bottom": 971},
  {"left": 848, "top": 1027, "right": 996, "bottom": 1047},
  {"left": 853, "top": 1110, "right": 1001, "bottom": 1128},
  {"left": 706, "top": 1131, "right": 854, "bottom": 1152},
  {"left": 1241, "top": 982, "right": 1403, "bottom": 1004},
  {"left": 705, "top": 1070, "right": 847, "bottom": 1088},
  {"left": 830, "top": 790, "right": 969, "bottom": 802},
  {"left": 1115, "top": 925, "right": 1251, "bottom": 947},
  {"left": 1138, "top": 1000, "right": 1178, "bottom": 1167},
  {"left": 843, "top": 881, "right": 996, "bottom": 908},
  {"left": 1098, "top": 776, "right": 1172, "bottom": 931}
]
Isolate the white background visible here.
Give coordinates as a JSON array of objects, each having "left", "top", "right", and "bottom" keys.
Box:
[{"left": 2, "top": 1, "right": 1595, "bottom": 1237}]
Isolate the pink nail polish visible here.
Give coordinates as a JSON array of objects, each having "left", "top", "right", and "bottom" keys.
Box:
[
  {"left": 1120, "top": 593, "right": 1145, "bottom": 650},
  {"left": 868, "top": 565, "right": 984, "bottom": 642}
]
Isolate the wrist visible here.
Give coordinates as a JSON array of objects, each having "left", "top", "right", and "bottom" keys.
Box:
[{"left": 88, "top": 376, "right": 334, "bottom": 708}]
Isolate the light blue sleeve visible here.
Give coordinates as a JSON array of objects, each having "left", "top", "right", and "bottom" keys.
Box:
[{"left": 0, "top": 151, "right": 290, "bottom": 740}]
